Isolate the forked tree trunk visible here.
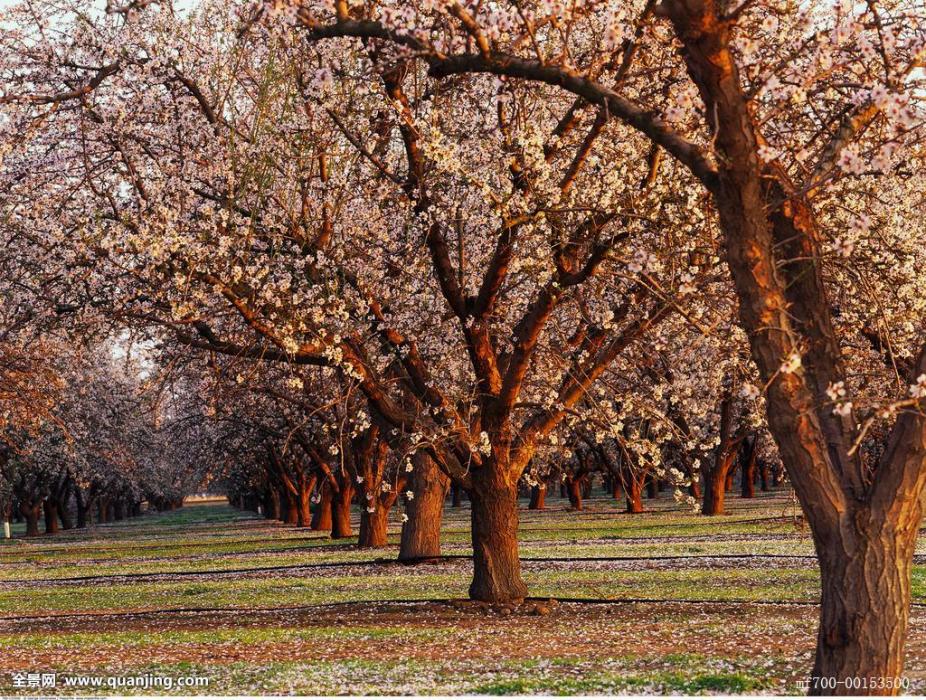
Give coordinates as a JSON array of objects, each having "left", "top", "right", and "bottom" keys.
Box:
[
  {"left": 400, "top": 453, "right": 449, "bottom": 560},
  {"left": 810, "top": 520, "right": 917, "bottom": 695},
  {"left": 311, "top": 485, "right": 332, "bottom": 531},
  {"left": 331, "top": 482, "right": 353, "bottom": 539},
  {"left": 528, "top": 484, "right": 546, "bottom": 510},
  {"left": 358, "top": 505, "right": 389, "bottom": 547},
  {"left": 467, "top": 474, "right": 527, "bottom": 603}
]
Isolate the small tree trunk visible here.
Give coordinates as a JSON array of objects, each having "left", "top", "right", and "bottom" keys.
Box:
[
  {"left": 296, "top": 475, "right": 315, "bottom": 527},
  {"left": 284, "top": 491, "right": 299, "bottom": 525},
  {"left": 702, "top": 468, "right": 727, "bottom": 515},
  {"left": 451, "top": 483, "right": 463, "bottom": 508},
  {"left": 610, "top": 477, "right": 622, "bottom": 501},
  {"left": 331, "top": 482, "right": 354, "bottom": 539},
  {"left": 528, "top": 484, "right": 546, "bottom": 510},
  {"left": 760, "top": 462, "right": 771, "bottom": 491},
  {"left": 311, "top": 484, "right": 332, "bottom": 531},
  {"left": 565, "top": 477, "right": 583, "bottom": 510},
  {"left": 22, "top": 502, "right": 41, "bottom": 537},
  {"left": 625, "top": 478, "right": 644, "bottom": 514},
  {"left": 58, "top": 499, "right": 74, "bottom": 530},
  {"left": 359, "top": 505, "right": 389, "bottom": 547},
  {"left": 645, "top": 476, "right": 658, "bottom": 499},
  {"left": 400, "top": 453, "right": 449, "bottom": 560},
  {"left": 43, "top": 499, "right": 59, "bottom": 534},
  {"left": 467, "top": 473, "right": 528, "bottom": 603},
  {"left": 741, "top": 444, "right": 758, "bottom": 499},
  {"left": 75, "top": 492, "right": 88, "bottom": 528},
  {"left": 113, "top": 500, "right": 125, "bottom": 521}
]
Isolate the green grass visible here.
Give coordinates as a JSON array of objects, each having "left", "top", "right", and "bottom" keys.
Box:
[{"left": 1, "top": 491, "right": 923, "bottom": 695}]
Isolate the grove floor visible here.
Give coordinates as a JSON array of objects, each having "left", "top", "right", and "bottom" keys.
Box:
[{"left": 1, "top": 491, "right": 925, "bottom": 695}]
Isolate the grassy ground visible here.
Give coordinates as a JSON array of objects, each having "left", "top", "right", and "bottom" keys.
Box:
[{"left": 1, "top": 490, "right": 924, "bottom": 695}]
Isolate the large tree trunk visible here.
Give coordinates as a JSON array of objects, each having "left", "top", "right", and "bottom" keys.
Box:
[
  {"left": 400, "top": 452, "right": 449, "bottom": 560},
  {"left": 662, "top": 4, "right": 926, "bottom": 690},
  {"left": 330, "top": 482, "right": 353, "bottom": 539},
  {"left": 467, "top": 473, "right": 527, "bottom": 603},
  {"left": 311, "top": 484, "right": 332, "bottom": 531},
  {"left": 810, "top": 521, "right": 916, "bottom": 695},
  {"left": 359, "top": 505, "right": 389, "bottom": 547}
]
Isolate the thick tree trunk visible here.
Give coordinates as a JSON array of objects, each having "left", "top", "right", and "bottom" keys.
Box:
[
  {"left": 311, "top": 484, "right": 332, "bottom": 531},
  {"left": 43, "top": 498, "right": 59, "bottom": 534},
  {"left": 358, "top": 505, "right": 389, "bottom": 547},
  {"left": 809, "top": 524, "right": 915, "bottom": 695},
  {"left": 467, "top": 474, "right": 527, "bottom": 603},
  {"left": 330, "top": 482, "right": 353, "bottom": 539},
  {"left": 400, "top": 453, "right": 449, "bottom": 560},
  {"left": 528, "top": 484, "right": 546, "bottom": 510}
]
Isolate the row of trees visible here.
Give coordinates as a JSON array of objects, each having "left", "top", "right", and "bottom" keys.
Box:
[{"left": 2, "top": 0, "right": 926, "bottom": 692}]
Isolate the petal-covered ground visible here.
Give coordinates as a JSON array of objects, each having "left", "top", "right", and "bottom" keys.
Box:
[{"left": 1, "top": 492, "right": 924, "bottom": 695}]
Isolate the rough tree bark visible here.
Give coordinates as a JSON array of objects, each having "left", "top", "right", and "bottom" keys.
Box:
[
  {"left": 660, "top": 2, "right": 926, "bottom": 689},
  {"left": 358, "top": 504, "right": 389, "bottom": 547},
  {"left": 467, "top": 469, "right": 528, "bottom": 603},
  {"left": 330, "top": 480, "right": 354, "bottom": 539},
  {"left": 400, "top": 451, "right": 449, "bottom": 560}
]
